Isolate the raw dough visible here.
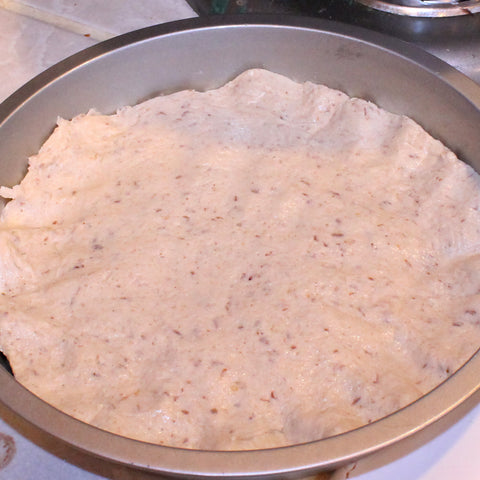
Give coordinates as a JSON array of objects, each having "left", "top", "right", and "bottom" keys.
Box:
[{"left": 0, "top": 69, "right": 479, "bottom": 450}]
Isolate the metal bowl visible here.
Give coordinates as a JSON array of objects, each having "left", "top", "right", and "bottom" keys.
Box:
[{"left": 0, "top": 15, "right": 480, "bottom": 478}]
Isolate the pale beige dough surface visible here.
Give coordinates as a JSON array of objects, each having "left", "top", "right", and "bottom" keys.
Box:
[{"left": 0, "top": 69, "right": 480, "bottom": 450}]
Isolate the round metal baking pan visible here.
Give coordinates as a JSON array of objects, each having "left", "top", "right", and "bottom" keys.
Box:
[{"left": 0, "top": 15, "right": 480, "bottom": 478}]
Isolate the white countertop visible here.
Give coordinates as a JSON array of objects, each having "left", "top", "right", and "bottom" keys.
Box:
[{"left": 0, "top": 2, "right": 479, "bottom": 479}]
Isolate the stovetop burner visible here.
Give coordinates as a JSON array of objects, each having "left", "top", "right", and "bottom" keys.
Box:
[
  {"left": 186, "top": 0, "right": 480, "bottom": 85},
  {"left": 356, "top": 0, "right": 480, "bottom": 17}
]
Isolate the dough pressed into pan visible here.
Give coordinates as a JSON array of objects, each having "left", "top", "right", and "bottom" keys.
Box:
[{"left": 0, "top": 69, "right": 480, "bottom": 450}]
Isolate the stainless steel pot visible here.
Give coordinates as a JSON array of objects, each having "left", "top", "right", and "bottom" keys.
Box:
[{"left": 0, "top": 15, "right": 480, "bottom": 479}]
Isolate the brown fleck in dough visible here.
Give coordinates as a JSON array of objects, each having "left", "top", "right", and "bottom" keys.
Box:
[{"left": 0, "top": 433, "right": 16, "bottom": 469}]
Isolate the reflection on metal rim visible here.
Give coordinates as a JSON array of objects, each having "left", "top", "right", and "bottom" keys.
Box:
[{"left": 355, "top": 0, "right": 480, "bottom": 16}]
